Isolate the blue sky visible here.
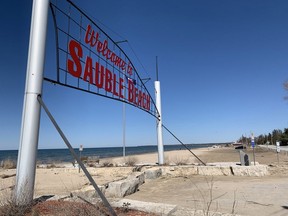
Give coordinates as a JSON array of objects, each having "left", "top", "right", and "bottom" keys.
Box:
[{"left": 1, "top": 0, "right": 288, "bottom": 150}]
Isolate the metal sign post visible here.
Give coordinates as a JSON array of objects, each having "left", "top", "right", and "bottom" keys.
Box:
[
  {"left": 79, "top": 145, "right": 83, "bottom": 173},
  {"left": 15, "top": 0, "right": 49, "bottom": 205},
  {"left": 251, "top": 133, "right": 256, "bottom": 166},
  {"left": 276, "top": 141, "right": 280, "bottom": 164}
]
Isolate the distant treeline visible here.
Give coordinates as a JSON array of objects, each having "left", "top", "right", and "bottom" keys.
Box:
[{"left": 238, "top": 128, "right": 288, "bottom": 146}]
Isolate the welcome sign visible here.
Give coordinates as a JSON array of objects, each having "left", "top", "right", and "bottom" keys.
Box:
[
  {"left": 47, "top": 0, "right": 158, "bottom": 117},
  {"left": 15, "top": 0, "right": 164, "bottom": 210}
]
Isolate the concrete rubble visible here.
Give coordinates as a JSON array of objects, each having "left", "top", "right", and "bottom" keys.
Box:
[
  {"left": 42, "top": 162, "right": 268, "bottom": 215},
  {"left": 105, "top": 172, "right": 145, "bottom": 197},
  {"left": 70, "top": 162, "right": 268, "bottom": 200}
]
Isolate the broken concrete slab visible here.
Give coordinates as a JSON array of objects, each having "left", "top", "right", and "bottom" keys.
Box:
[
  {"left": 144, "top": 168, "right": 162, "bottom": 179},
  {"left": 105, "top": 172, "right": 145, "bottom": 198}
]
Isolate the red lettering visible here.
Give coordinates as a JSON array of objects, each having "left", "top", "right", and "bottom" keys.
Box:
[
  {"left": 137, "top": 90, "right": 142, "bottom": 107},
  {"left": 105, "top": 69, "right": 112, "bottom": 92},
  {"left": 114, "top": 56, "right": 122, "bottom": 67},
  {"left": 120, "top": 61, "right": 126, "bottom": 70},
  {"left": 97, "top": 41, "right": 103, "bottom": 53},
  {"left": 110, "top": 53, "right": 116, "bottom": 62},
  {"left": 128, "top": 79, "right": 134, "bottom": 103},
  {"left": 84, "top": 25, "right": 98, "bottom": 47},
  {"left": 144, "top": 93, "right": 149, "bottom": 110},
  {"left": 127, "top": 63, "right": 133, "bottom": 76},
  {"left": 101, "top": 40, "right": 108, "bottom": 57},
  {"left": 134, "top": 88, "right": 138, "bottom": 105},
  {"left": 67, "top": 40, "right": 83, "bottom": 77},
  {"left": 119, "top": 78, "right": 124, "bottom": 98},
  {"left": 95, "top": 62, "right": 104, "bottom": 88},
  {"left": 112, "top": 73, "right": 119, "bottom": 96},
  {"left": 84, "top": 25, "right": 132, "bottom": 75},
  {"left": 146, "top": 95, "right": 151, "bottom": 111},
  {"left": 83, "top": 56, "right": 93, "bottom": 84},
  {"left": 106, "top": 49, "right": 112, "bottom": 60}
]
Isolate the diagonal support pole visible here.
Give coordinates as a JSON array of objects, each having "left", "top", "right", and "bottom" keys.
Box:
[
  {"left": 162, "top": 124, "right": 206, "bottom": 166},
  {"left": 37, "top": 95, "right": 117, "bottom": 216}
]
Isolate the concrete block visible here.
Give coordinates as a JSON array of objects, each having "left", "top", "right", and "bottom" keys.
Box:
[
  {"left": 106, "top": 172, "right": 145, "bottom": 197},
  {"left": 161, "top": 166, "right": 198, "bottom": 177},
  {"left": 144, "top": 168, "right": 162, "bottom": 179},
  {"left": 127, "top": 172, "right": 145, "bottom": 184},
  {"left": 198, "top": 166, "right": 226, "bottom": 176},
  {"left": 72, "top": 185, "right": 106, "bottom": 198},
  {"left": 231, "top": 165, "right": 268, "bottom": 176}
]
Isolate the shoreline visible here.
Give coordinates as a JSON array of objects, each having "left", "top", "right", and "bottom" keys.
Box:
[
  {"left": 35, "top": 146, "right": 210, "bottom": 168},
  {"left": 0, "top": 143, "right": 228, "bottom": 163},
  {"left": 2, "top": 144, "right": 283, "bottom": 169}
]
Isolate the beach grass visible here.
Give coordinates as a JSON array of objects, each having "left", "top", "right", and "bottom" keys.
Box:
[{"left": 0, "top": 159, "right": 16, "bottom": 169}]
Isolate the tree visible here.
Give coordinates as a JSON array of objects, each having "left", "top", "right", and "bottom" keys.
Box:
[
  {"left": 237, "top": 128, "right": 288, "bottom": 146},
  {"left": 272, "top": 129, "right": 282, "bottom": 145},
  {"left": 280, "top": 128, "right": 288, "bottom": 145},
  {"left": 237, "top": 135, "right": 249, "bottom": 144},
  {"left": 283, "top": 128, "right": 288, "bottom": 135},
  {"left": 268, "top": 133, "right": 272, "bottom": 145},
  {"left": 256, "top": 135, "right": 265, "bottom": 145}
]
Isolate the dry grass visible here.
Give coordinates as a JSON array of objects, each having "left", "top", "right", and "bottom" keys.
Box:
[
  {"left": 32, "top": 200, "right": 107, "bottom": 216},
  {"left": 0, "top": 199, "right": 157, "bottom": 216},
  {"left": 124, "top": 156, "right": 138, "bottom": 166},
  {"left": 0, "top": 159, "right": 17, "bottom": 169},
  {"left": 86, "top": 156, "right": 100, "bottom": 167},
  {"left": 101, "top": 160, "right": 114, "bottom": 167},
  {"left": 46, "top": 164, "right": 57, "bottom": 169},
  {"left": 0, "top": 179, "right": 155, "bottom": 215},
  {"left": 0, "top": 185, "right": 33, "bottom": 216},
  {"left": 189, "top": 176, "right": 237, "bottom": 216},
  {"left": 172, "top": 155, "right": 189, "bottom": 165},
  {"left": 0, "top": 201, "right": 33, "bottom": 216}
]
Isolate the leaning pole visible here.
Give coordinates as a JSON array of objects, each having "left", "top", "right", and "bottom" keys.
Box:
[{"left": 15, "top": 0, "right": 49, "bottom": 205}]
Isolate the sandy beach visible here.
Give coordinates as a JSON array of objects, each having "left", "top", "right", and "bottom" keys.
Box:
[{"left": 1, "top": 145, "right": 288, "bottom": 215}]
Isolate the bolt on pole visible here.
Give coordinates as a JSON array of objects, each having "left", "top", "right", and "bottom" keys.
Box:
[{"left": 15, "top": 0, "right": 49, "bottom": 205}]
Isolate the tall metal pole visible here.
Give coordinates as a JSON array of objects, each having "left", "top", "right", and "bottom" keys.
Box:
[
  {"left": 122, "top": 71, "right": 126, "bottom": 158},
  {"left": 155, "top": 56, "right": 164, "bottom": 165},
  {"left": 251, "top": 133, "right": 256, "bottom": 166},
  {"left": 156, "top": 56, "right": 159, "bottom": 81},
  {"left": 116, "top": 40, "right": 128, "bottom": 159},
  {"left": 15, "top": 0, "right": 49, "bottom": 205}
]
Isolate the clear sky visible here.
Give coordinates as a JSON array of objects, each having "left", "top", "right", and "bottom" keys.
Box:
[{"left": 1, "top": 0, "right": 288, "bottom": 150}]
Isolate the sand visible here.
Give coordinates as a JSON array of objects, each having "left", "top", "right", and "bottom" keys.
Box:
[{"left": 1, "top": 145, "right": 288, "bottom": 215}]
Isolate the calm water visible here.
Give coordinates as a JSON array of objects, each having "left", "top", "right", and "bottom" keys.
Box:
[{"left": 0, "top": 143, "right": 226, "bottom": 164}]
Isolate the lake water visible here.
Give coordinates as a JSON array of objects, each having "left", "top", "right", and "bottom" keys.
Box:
[{"left": 0, "top": 143, "right": 226, "bottom": 164}]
